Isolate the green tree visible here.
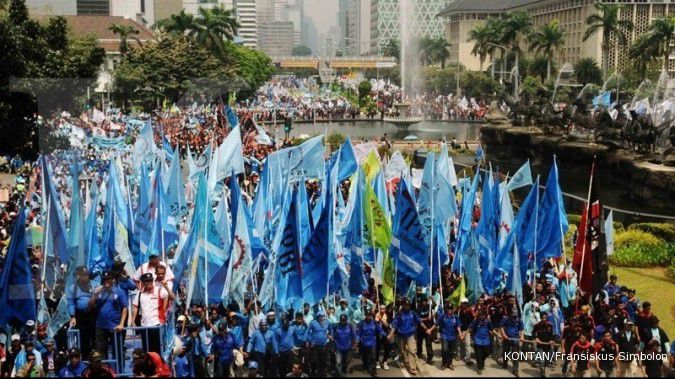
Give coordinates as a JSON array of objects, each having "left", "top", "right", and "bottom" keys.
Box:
[
  {"left": 109, "top": 23, "right": 140, "bottom": 56},
  {"left": 382, "top": 38, "right": 400, "bottom": 61},
  {"left": 421, "top": 37, "right": 450, "bottom": 68},
  {"left": 628, "top": 36, "right": 659, "bottom": 81},
  {"left": 528, "top": 20, "right": 566, "bottom": 80},
  {"left": 155, "top": 9, "right": 196, "bottom": 36},
  {"left": 292, "top": 45, "right": 312, "bottom": 56},
  {"left": 527, "top": 56, "right": 553, "bottom": 81},
  {"left": 467, "top": 22, "right": 491, "bottom": 72},
  {"left": 583, "top": 2, "right": 634, "bottom": 80},
  {"left": 193, "top": 6, "right": 239, "bottom": 57},
  {"left": 459, "top": 71, "right": 500, "bottom": 99},
  {"left": 642, "top": 16, "right": 675, "bottom": 70},
  {"left": 573, "top": 57, "right": 603, "bottom": 85},
  {"left": 357, "top": 79, "right": 372, "bottom": 107},
  {"left": 501, "top": 11, "right": 532, "bottom": 77}
]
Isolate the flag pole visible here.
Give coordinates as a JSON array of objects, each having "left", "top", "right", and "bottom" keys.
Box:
[
  {"left": 41, "top": 198, "right": 51, "bottom": 286},
  {"left": 532, "top": 175, "right": 540, "bottom": 301},
  {"left": 204, "top": 136, "right": 216, "bottom": 319},
  {"left": 577, "top": 157, "right": 596, "bottom": 301}
]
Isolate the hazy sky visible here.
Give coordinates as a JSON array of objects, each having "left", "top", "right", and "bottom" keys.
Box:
[{"left": 296, "top": 0, "right": 339, "bottom": 35}]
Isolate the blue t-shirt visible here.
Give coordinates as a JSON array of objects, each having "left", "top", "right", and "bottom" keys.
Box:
[
  {"left": 211, "top": 333, "right": 236, "bottom": 364},
  {"left": 59, "top": 362, "right": 86, "bottom": 377},
  {"left": 356, "top": 319, "right": 385, "bottom": 348},
  {"left": 436, "top": 312, "right": 460, "bottom": 341},
  {"left": 470, "top": 318, "right": 493, "bottom": 346},
  {"left": 276, "top": 326, "right": 296, "bottom": 352},
  {"left": 174, "top": 355, "right": 190, "bottom": 377},
  {"left": 333, "top": 323, "right": 355, "bottom": 351},
  {"left": 391, "top": 311, "right": 421, "bottom": 338},
  {"left": 500, "top": 317, "right": 523, "bottom": 339},
  {"left": 307, "top": 319, "right": 330, "bottom": 347},
  {"left": 94, "top": 287, "right": 128, "bottom": 330}
]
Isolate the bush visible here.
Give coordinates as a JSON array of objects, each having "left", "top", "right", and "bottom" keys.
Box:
[
  {"left": 567, "top": 214, "right": 582, "bottom": 226},
  {"left": 627, "top": 223, "right": 675, "bottom": 242},
  {"left": 668, "top": 261, "right": 675, "bottom": 281},
  {"left": 609, "top": 229, "right": 674, "bottom": 267},
  {"left": 326, "top": 132, "right": 345, "bottom": 147}
]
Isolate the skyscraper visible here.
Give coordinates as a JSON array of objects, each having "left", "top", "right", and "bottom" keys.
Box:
[{"left": 234, "top": 0, "right": 257, "bottom": 48}]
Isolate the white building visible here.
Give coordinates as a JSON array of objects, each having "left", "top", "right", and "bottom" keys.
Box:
[
  {"left": 26, "top": 0, "right": 171, "bottom": 26},
  {"left": 234, "top": 0, "right": 257, "bottom": 48}
]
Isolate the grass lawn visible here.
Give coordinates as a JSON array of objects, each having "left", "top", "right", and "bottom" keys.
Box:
[{"left": 611, "top": 266, "right": 675, "bottom": 337}]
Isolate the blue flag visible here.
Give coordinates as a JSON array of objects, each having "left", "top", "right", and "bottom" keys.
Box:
[
  {"left": 165, "top": 148, "right": 187, "bottom": 218},
  {"left": 302, "top": 170, "right": 332, "bottom": 305},
  {"left": 390, "top": 179, "right": 430, "bottom": 286},
  {"left": 41, "top": 157, "right": 69, "bottom": 263},
  {"left": 225, "top": 105, "right": 239, "bottom": 127},
  {"left": 85, "top": 193, "right": 103, "bottom": 275},
  {"left": 67, "top": 166, "right": 85, "bottom": 268},
  {"left": 133, "top": 162, "right": 152, "bottom": 266},
  {"left": 476, "top": 173, "right": 499, "bottom": 295},
  {"left": 336, "top": 137, "right": 358, "bottom": 182},
  {"left": 452, "top": 173, "right": 479, "bottom": 273},
  {"left": 0, "top": 207, "right": 36, "bottom": 327},
  {"left": 464, "top": 232, "right": 484, "bottom": 304},
  {"left": 536, "top": 159, "right": 568, "bottom": 259},
  {"left": 274, "top": 185, "right": 303, "bottom": 308},
  {"left": 506, "top": 160, "right": 533, "bottom": 191}
]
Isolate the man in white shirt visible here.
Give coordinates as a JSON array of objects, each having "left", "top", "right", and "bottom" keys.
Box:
[
  {"left": 131, "top": 273, "right": 174, "bottom": 354},
  {"left": 132, "top": 254, "right": 175, "bottom": 286}
]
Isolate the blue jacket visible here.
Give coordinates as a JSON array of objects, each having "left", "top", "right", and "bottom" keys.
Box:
[
  {"left": 436, "top": 312, "right": 460, "bottom": 341},
  {"left": 247, "top": 329, "right": 278, "bottom": 354},
  {"left": 469, "top": 318, "right": 493, "bottom": 346},
  {"left": 275, "top": 326, "right": 296, "bottom": 352},
  {"left": 211, "top": 333, "right": 237, "bottom": 364},
  {"left": 500, "top": 317, "right": 523, "bottom": 339},
  {"left": 307, "top": 319, "right": 331, "bottom": 347},
  {"left": 184, "top": 335, "right": 209, "bottom": 359},
  {"left": 292, "top": 323, "right": 308, "bottom": 347},
  {"left": 67, "top": 283, "right": 92, "bottom": 316},
  {"left": 93, "top": 287, "right": 128, "bottom": 330},
  {"left": 332, "top": 323, "right": 356, "bottom": 351},
  {"left": 391, "top": 310, "right": 421, "bottom": 338},
  {"left": 356, "top": 319, "right": 386, "bottom": 348},
  {"left": 58, "top": 362, "right": 86, "bottom": 377}
]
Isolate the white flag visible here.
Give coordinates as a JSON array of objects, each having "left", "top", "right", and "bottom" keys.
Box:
[{"left": 605, "top": 210, "right": 614, "bottom": 256}]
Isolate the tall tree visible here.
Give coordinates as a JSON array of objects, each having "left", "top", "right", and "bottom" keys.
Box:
[
  {"left": 501, "top": 11, "right": 532, "bottom": 86},
  {"left": 583, "top": 3, "right": 633, "bottom": 80},
  {"left": 420, "top": 37, "right": 450, "bottom": 68},
  {"left": 155, "top": 9, "right": 196, "bottom": 36},
  {"left": 573, "top": 57, "right": 603, "bottom": 85},
  {"left": 194, "top": 6, "right": 239, "bottom": 57},
  {"left": 382, "top": 38, "right": 400, "bottom": 61},
  {"left": 109, "top": 23, "right": 141, "bottom": 56},
  {"left": 643, "top": 16, "right": 675, "bottom": 70},
  {"left": 468, "top": 23, "right": 491, "bottom": 72},
  {"left": 629, "top": 34, "right": 660, "bottom": 80},
  {"left": 528, "top": 20, "right": 566, "bottom": 80}
]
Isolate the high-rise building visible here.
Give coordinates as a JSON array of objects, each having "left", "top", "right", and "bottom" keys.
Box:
[
  {"left": 183, "top": 0, "right": 234, "bottom": 15},
  {"left": 234, "top": 0, "right": 257, "bottom": 48},
  {"left": 339, "top": 0, "right": 371, "bottom": 56},
  {"left": 282, "top": 2, "right": 303, "bottom": 46},
  {"left": 26, "top": 0, "right": 171, "bottom": 26},
  {"left": 438, "top": 0, "right": 675, "bottom": 75},
  {"left": 258, "top": 21, "right": 294, "bottom": 56},
  {"left": 370, "top": 0, "right": 447, "bottom": 55}
]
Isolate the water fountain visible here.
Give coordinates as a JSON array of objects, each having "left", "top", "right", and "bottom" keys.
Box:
[
  {"left": 630, "top": 79, "right": 653, "bottom": 109},
  {"left": 383, "top": 102, "right": 424, "bottom": 128},
  {"left": 551, "top": 63, "right": 581, "bottom": 103}
]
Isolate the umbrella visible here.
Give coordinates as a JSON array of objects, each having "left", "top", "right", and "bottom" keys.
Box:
[{"left": 404, "top": 135, "right": 419, "bottom": 141}]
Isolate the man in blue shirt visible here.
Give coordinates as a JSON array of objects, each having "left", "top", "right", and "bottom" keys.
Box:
[
  {"left": 603, "top": 274, "right": 620, "bottom": 298},
  {"left": 469, "top": 310, "right": 494, "bottom": 375},
  {"left": 184, "top": 324, "right": 209, "bottom": 377},
  {"left": 306, "top": 310, "right": 331, "bottom": 377},
  {"left": 58, "top": 348, "right": 86, "bottom": 377},
  {"left": 356, "top": 309, "right": 386, "bottom": 377},
  {"left": 292, "top": 312, "right": 308, "bottom": 365},
  {"left": 210, "top": 323, "right": 237, "bottom": 378},
  {"left": 66, "top": 266, "right": 95, "bottom": 358},
  {"left": 89, "top": 271, "right": 128, "bottom": 361},
  {"left": 275, "top": 314, "right": 297, "bottom": 377},
  {"left": 332, "top": 314, "right": 356, "bottom": 377},
  {"left": 246, "top": 320, "right": 278, "bottom": 377},
  {"left": 437, "top": 303, "right": 461, "bottom": 370},
  {"left": 387, "top": 299, "right": 424, "bottom": 376},
  {"left": 500, "top": 311, "right": 524, "bottom": 376}
]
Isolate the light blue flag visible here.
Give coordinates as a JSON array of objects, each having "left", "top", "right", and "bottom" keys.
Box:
[
  {"left": 0, "top": 207, "right": 36, "bottom": 326},
  {"left": 225, "top": 105, "right": 239, "bottom": 127},
  {"left": 47, "top": 297, "right": 69, "bottom": 338},
  {"left": 452, "top": 173, "right": 479, "bottom": 273},
  {"left": 165, "top": 147, "right": 187, "bottom": 218},
  {"left": 214, "top": 192, "right": 232, "bottom": 262},
  {"left": 297, "top": 177, "right": 313, "bottom": 250},
  {"left": 476, "top": 173, "right": 499, "bottom": 295},
  {"left": 187, "top": 144, "right": 210, "bottom": 181},
  {"left": 507, "top": 160, "right": 533, "bottom": 191},
  {"left": 208, "top": 125, "right": 245, "bottom": 193},
  {"left": 390, "top": 179, "right": 430, "bottom": 286},
  {"left": 274, "top": 185, "right": 303, "bottom": 309},
  {"left": 592, "top": 91, "right": 611, "bottom": 107},
  {"left": 436, "top": 143, "right": 459, "bottom": 187},
  {"left": 302, "top": 168, "right": 332, "bottom": 306},
  {"left": 464, "top": 233, "right": 484, "bottom": 303},
  {"left": 133, "top": 163, "right": 152, "bottom": 266},
  {"left": 337, "top": 137, "right": 358, "bottom": 182},
  {"left": 67, "top": 166, "right": 86, "bottom": 268},
  {"left": 536, "top": 159, "right": 568, "bottom": 259},
  {"left": 148, "top": 171, "right": 179, "bottom": 259},
  {"left": 85, "top": 194, "right": 103, "bottom": 275},
  {"left": 41, "top": 157, "right": 69, "bottom": 264},
  {"left": 435, "top": 173, "right": 457, "bottom": 222},
  {"left": 417, "top": 152, "right": 435, "bottom": 243}
]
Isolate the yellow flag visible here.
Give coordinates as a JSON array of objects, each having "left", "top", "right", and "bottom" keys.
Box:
[
  {"left": 362, "top": 151, "right": 381, "bottom": 184},
  {"left": 381, "top": 249, "right": 395, "bottom": 304},
  {"left": 363, "top": 184, "right": 391, "bottom": 252},
  {"left": 448, "top": 277, "right": 466, "bottom": 307}
]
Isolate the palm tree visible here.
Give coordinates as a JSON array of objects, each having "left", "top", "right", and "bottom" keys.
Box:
[
  {"left": 467, "top": 23, "right": 491, "bottom": 72},
  {"left": 193, "top": 6, "right": 239, "bottom": 56},
  {"left": 573, "top": 57, "right": 603, "bottom": 85},
  {"left": 421, "top": 37, "right": 450, "bottom": 68},
  {"left": 629, "top": 34, "right": 659, "bottom": 80},
  {"left": 485, "top": 18, "right": 506, "bottom": 79},
  {"left": 501, "top": 11, "right": 533, "bottom": 87},
  {"left": 583, "top": 3, "right": 633, "bottom": 80},
  {"left": 109, "top": 23, "right": 140, "bottom": 56},
  {"left": 155, "top": 9, "right": 196, "bottom": 36},
  {"left": 528, "top": 20, "right": 566, "bottom": 80},
  {"left": 643, "top": 16, "right": 675, "bottom": 70}
]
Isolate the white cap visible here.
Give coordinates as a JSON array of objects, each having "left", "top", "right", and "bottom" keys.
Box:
[
  {"left": 26, "top": 320, "right": 35, "bottom": 327},
  {"left": 11, "top": 334, "right": 20, "bottom": 342}
]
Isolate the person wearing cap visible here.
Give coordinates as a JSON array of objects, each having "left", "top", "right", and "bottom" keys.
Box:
[
  {"left": 131, "top": 272, "right": 173, "bottom": 354},
  {"left": 210, "top": 322, "right": 238, "bottom": 378},
  {"left": 131, "top": 348, "right": 171, "bottom": 377},
  {"left": 11, "top": 341, "right": 42, "bottom": 378},
  {"left": 3, "top": 335, "right": 21, "bottom": 378},
  {"left": 437, "top": 303, "right": 461, "bottom": 370},
  {"left": 306, "top": 309, "right": 332, "bottom": 377},
  {"left": 245, "top": 319, "right": 278, "bottom": 377},
  {"left": 415, "top": 295, "right": 435, "bottom": 365},
  {"left": 66, "top": 265, "right": 95, "bottom": 358},
  {"left": 81, "top": 351, "right": 115, "bottom": 378},
  {"left": 458, "top": 297, "right": 475, "bottom": 365},
  {"left": 247, "top": 360, "right": 262, "bottom": 378},
  {"left": 335, "top": 299, "right": 353, "bottom": 323},
  {"left": 275, "top": 314, "right": 297, "bottom": 377},
  {"left": 387, "top": 299, "right": 424, "bottom": 376},
  {"left": 469, "top": 309, "right": 494, "bottom": 375},
  {"left": 356, "top": 308, "right": 386, "bottom": 377},
  {"left": 332, "top": 313, "right": 356, "bottom": 377},
  {"left": 33, "top": 324, "right": 49, "bottom": 355},
  {"left": 500, "top": 310, "right": 524, "bottom": 376},
  {"left": 58, "top": 348, "right": 86, "bottom": 377},
  {"left": 40, "top": 339, "right": 58, "bottom": 377},
  {"left": 132, "top": 254, "right": 175, "bottom": 286},
  {"left": 20, "top": 320, "right": 36, "bottom": 346},
  {"left": 89, "top": 271, "right": 128, "bottom": 359}
]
